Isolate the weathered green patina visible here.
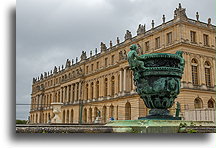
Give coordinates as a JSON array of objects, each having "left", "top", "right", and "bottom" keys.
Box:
[{"left": 127, "top": 44, "right": 185, "bottom": 119}]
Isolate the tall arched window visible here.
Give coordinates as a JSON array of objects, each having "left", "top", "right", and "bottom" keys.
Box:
[
  {"left": 58, "top": 91, "right": 60, "bottom": 102},
  {"left": 62, "top": 110, "right": 65, "bottom": 123},
  {"left": 204, "top": 61, "right": 211, "bottom": 87},
  {"left": 96, "top": 81, "right": 99, "bottom": 98},
  {"left": 89, "top": 108, "right": 92, "bottom": 123},
  {"left": 208, "top": 99, "right": 215, "bottom": 108},
  {"left": 76, "top": 84, "right": 79, "bottom": 100},
  {"left": 94, "top": 107, "right": 98, "bottom": 120},
  {"left": 102, "top": 106, "right": 107, "bottom": 123},
  {"left": 66, "top": 110, "right": 69, "bottom": 123},
  {"left": 111, "top": 76, "right": 115, "bottom": 97},
  {"left": 72, "top": 84, "right": 75, "bottom": 102},
  {"left": 109, "top": 104, "right": 114, "bottom": 118},
  {"left": 68, "top": 85, "right": 71, "bottom": 102},
  {"left": 50, "top": 94, "right": 52, "bottom": 105},
  {"left": 194, "top": 97, "right": 203, "bottom": 109},
  {"left": 46, "top": 95, "right": 49, "bottom": 107},
  {"left": 118, "top": 75, "right": 120, "bottom": 92},
  {"left": 55, "top": 93, "right": 57, "bottom": 102},
  {"left": 91, "top": 82, "right": 94, "bottom": 99},
  {"left": 70, "top": 109, "right": 74, "bottom": 123},
  {"left": 125, "top": 102, "right": 131, "bottom": 120},
  {"left": 104, "top": 78, "right": 108, "bottom": 96},
  {"left": 83, "top": 108, "right": 87, "bottom": 123},
  {"left": 191, "top": 58, "right": 199, "bottom": 85},
  {"left": 86, "top": 84, "right": 89, "bottom": 100},
  {"left": 36, "top": 113, "right": 38, "bottom": 123}
]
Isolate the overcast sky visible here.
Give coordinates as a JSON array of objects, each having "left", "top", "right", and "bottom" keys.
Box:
[{"left": 16, "top": 0, "right": 215, "bottom": 120}]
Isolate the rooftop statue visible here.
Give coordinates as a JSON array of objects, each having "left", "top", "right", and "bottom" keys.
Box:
[{"left": 127, "top": 44, "right": 185, "bottom": 119}]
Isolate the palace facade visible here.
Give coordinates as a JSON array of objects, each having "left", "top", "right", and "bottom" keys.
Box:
[{"left": 29, "top": 4, "right": 216, "bottom": 124}]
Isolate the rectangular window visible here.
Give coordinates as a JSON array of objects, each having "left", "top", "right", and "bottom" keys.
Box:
[
  {"left": 203, "top": 34, "right": 209, "bottom": 46},
  {"left": 155, "top": 37, "right": 160, "bottom": 49},
  {"left": 205, "top": 68, "right": 211, "bottom": 87},
  {"left": 145, "top": 41, "right": 150, "bottom": 51},
  {"left": 91, "top": 64, "right": 94, "bottom": 71},
  {"left": 105, "top": 58, "right": 108, "bottom": 67},
  {"left": 215, "top": 37, "right": 216, "bottom": 47},
  {"left": 190, "top": 31, "right": 196, "bottom": 43},
  {"left": 167, "top": 32, "right": 172, "bottom": 44},
  {"left": 86, "top": 66, "right": 89, "bottom": 74},
  {"left": 111, "top": 55, "right": 115, "bottom": 65},
  {"left": 96, "top": 61, "right": 99, "bottom": 69},
  {"left": 192, "top": 65, "right": 198, "bottom": 85}
]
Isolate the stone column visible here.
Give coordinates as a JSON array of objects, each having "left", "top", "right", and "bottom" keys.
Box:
[
  {"left": 119, "top": 69, "right": 123, "bottom": 92},
  {"left": 60, "top": 88, "right": 62, "bottom": 102},
  {"left": 93, "top": 80, "right": 97, "bottom": 99},
  {"left": 37, "top": 95, "right": 40, "bottom": 109},
  {"left": 107, "top": 77, "right": 111, "bottom": 97},
  {"left": 70, "top": 84, "right": 73, "bottom": 103},
  {"left": 212, "top": 59, "right": 215, "bottom": 87},
  {"left": 123, "top": 68, "right": 127, "bottom": 92},
  {"left": 39, "top": 94, "right": 43, "bottom": 108},
  {"left": 100, "top": 78, "right": 103, "bottom": 97},
  {"left": 74, "top": 83, "right": 77, "bottom": 101},
  {"left": 67, "top": 85, "right": 70, "bottom": 103},
  {"left": 78, "top": 82, "right": 82, "bottom": 100},
  {"left": 38, "top": 95, "right": 41, "bottom": 108},
  {"left": 71, "top": 84, "right": 74, "bottom": 102},
  {"left": 200, "top": 57, "right": 205, "bottom": 86},
  {"left": 63, "top": 87, "right": 66, "bottom": 103},
  {"left": 114, "top": 75, "right": 118, "bottom": 96},
  {"left": 187, "top": 53, "right": 193, "bottom": 85},
  {"left": 198, "top": 57, "right": 207, "bottom": 89}
]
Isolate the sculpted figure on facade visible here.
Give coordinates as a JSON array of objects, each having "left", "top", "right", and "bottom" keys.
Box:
[
  {"left": 137, "top": 24, "right": 145, "bottom": 35},
  {"left": 124, "top": 30, "right": 132, "bottom": 40},
  {"left": 174, "top": 3, "right": 188, "bottom": 20},
  {"left": 53, "top": 66, "right": 58, "bottom": 74},
  {"left": 162, "top": 15, "right": 166, "bottom": 23},
  {"left": 81, "top": 51, "right": 87, "bottom": 61},
  {"left": 33, "top": 78, "right": 36, "bottom": 83},
  {"left": 100, "top": 42, "right": 107, "bottom": 52},
  {"left": 196, "top": 12, "right": 199, "bottom": 21},
  {"left": 65, "top": 59, "right": 71, "bottom": 68},
  {"left": 208, "top": 18, "right": 211, "bottom": 25},
  {"left": 40, "top": 74, "right": 43, "bottom": 80},
  {"left": 44, "top": 72, "right": 47, "bottom": 78},
  {"left": 116, "top": 37, "right": 120, "bottom": 44}
]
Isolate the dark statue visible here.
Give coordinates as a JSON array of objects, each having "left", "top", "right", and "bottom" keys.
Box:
[{"left": 127, "top": 44, "right": 185, "bottom": 120}]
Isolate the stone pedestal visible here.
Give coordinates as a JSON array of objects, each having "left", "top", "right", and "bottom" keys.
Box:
[
  {"left": 51, "top": 102, "right": 63, "bottom": 124},
  {"left": 94, "top": 117, "right": 102, "bottom": 124},
  {"left": 105, "top": 120, "right": 215, "bottom": 133}
]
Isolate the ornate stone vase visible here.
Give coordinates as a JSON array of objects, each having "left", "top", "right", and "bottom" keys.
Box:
[{"left": 127, "top": 44, "right": 185, "bottom": 119}]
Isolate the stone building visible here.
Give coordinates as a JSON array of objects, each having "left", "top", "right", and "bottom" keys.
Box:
[{"left": 29, "top": 4, "right": 216, "bottom": 124}]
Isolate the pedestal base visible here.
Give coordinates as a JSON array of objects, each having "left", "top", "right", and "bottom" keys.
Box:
[
  {"left": 138, "top": 115, "right": 181, "bottom": 120},
  {"left": 94, "top": 117, "right": 102, "bottom": 124},
  {"left": 105, "top": 120, "right": 215, "bottom": 133}
]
